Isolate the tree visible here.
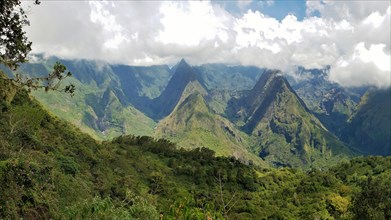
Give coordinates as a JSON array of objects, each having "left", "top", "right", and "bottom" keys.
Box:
[
  {"left": 351, "top": 175, "right": 391, "bottom": 219},
  {"left": 0, "top": 0, "right": 39, "bottom": 69},
  {"left": 327, "top": 193, "right": 350, "bottom": 217},
  {"left": 215, "top": 170, "right": 238, "bottom": 219},
  {"left": 8, "top": 61, "right": 75, "bottom": 95},
  {"left": 148, "top": 172, "right": 164, "bottom": 195},
  {"left": 0, "top": 0, "right": 75, "bottom": 96}
]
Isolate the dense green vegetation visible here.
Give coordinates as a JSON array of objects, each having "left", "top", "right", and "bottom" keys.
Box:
[{"left": 1, "top": 79, "right": 390, "bottom": 219}]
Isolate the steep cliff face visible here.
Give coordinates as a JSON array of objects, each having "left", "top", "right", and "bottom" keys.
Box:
[
  {"left": 342, "top": 89, "right": 391, "bottom": 156},
  {"left": 228, "top": 70, "right": 352, "bottom": 168},
  {"left": 151, "top": 59, "right": 200, "bottom": 120},
  {"left": 154, "top": 76, "right": 264, "bottom": 165},
  {"left": 287, "top": 67, "right": 362, "bottom": 135}
]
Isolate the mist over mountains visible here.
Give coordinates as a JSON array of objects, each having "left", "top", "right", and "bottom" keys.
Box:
[{"left": 4, "top": 56, "right": 390, "bottom": 168}]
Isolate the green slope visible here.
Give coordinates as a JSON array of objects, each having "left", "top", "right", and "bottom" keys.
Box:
[
  {"left": 194, "top": 64, "right": 264, "bottom": 91},
  {"left": 32, "top": 84, "right": 156, "bottom": 140},
  {"left": 343, "top": 89, "right": 391, "bottom": 155},
  {"left": 111, "top": 64, "right": 173, "bottom": 99},
  {"left": 155, "top": 81, "right": 265, "bottom": 166},
  {"left": 228, "top": 70, "right": 354, "bottom": 168},
  {"left": 151, "top": 59, "right": 199, "bottom": 120},
  {"left": 83, "top": 87, "right": 156, "bottom": 138},
  {"left": 287, "top": 67, "right": 362, "bottom": 135},
  {"left": 4, "top": 57, "right": 160, "bottom": 140}
]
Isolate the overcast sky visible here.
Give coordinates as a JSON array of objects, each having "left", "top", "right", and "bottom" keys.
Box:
[{"left": 22, "top": 0, "right": 390, "bottom": 88}]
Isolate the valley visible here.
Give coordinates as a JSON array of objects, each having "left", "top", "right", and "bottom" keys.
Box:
[
  {"left": 4, "top": 56, "right": 390, "bottom": 169},
  {"left": 1, "top": 1, "right": 390, "bottom": 219}
]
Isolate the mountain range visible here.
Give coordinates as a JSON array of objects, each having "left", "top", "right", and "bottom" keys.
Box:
[
  {"left": 3, "top": 56, "right": 390, "bottom": 168},
  {"left": 1, "top": 70, "right": 390, "bottom": 219}
]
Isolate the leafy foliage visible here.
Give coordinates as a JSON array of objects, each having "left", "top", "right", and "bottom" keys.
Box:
[
  {"left": 0, "top": 0, "right": 40, "bottom": 69},
  {"left": 0, "top": 1, "right": 74, "bottom": 97},
  {"left": 1, "top": 62, "right": 75, "bottom": 96}
]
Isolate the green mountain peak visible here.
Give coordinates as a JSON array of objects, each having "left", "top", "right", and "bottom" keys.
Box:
[
  {"left": 152, "top": 59, "right": 199, "bottom": 119},
  {"left": 342, "top": 88, "right": 391, "bottom": 155},
  {"left": 228, "top": 70, "right": 352, "bottom": 168},
  {"left": 155, "top": 80, "right": 265, "bottom": 165}
]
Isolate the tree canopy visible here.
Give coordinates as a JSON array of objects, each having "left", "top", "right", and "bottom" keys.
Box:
[{"left": 0, "top": 0, "right": 74, "bottom": 96}]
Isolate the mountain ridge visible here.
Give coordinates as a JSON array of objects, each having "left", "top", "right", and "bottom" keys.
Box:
[
  {"left": 151, "top": 59, "right": 206, "bottom": 120},
  {"left": 227, "top": 69, "right": 353, "bottom": 168},
  {"left": 342, "top": 88, "right": 391, "bottom": 155},
  {"left": 155, "top": 85, "right": 265, "bottom": 165},
  {"left": 3, "top": 57, "right": 390, "bottom": 168}
]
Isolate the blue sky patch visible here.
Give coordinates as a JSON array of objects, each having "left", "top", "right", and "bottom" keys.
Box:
[{"left": 213, "top": 0, "right": 308, "bottom": 21}]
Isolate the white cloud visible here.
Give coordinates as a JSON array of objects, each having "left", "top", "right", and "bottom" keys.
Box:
[
  {"left": 306, "top": 0, "right": 390, "bottom": 22},
  {"left": 156, "top": 1, "right": 229, "bottom": 46},
  {"left": 89, "top": 1, "right": 128, "bottom": 49},
  {"left": 329, "top": 42, "right": 390, "bottom": 88},
  {"left": 22, "top": 1, "right": 390, "bottom": 87}
]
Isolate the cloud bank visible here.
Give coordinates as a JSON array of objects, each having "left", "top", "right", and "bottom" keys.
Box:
[{"left": 23, "top": 1, "right": 390, "bottom": 88}]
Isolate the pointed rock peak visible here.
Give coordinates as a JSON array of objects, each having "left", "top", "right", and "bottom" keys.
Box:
[
  {"left": 170, "top": 58, "right": 196, "bottom": 82},
  {"left": 152, "top": 59, "right": 201, "bottom": 120},
  {"left": 179, "top": 58, "right": 187, "bottom": 65},
  {"left": 274, "top": 70, "right": 283, "bottom": 76},
  {"left": 257, "top": 69, "right": 301, "bottom": 100},
  {"left": 250, "top": 69, "right": 284, "bottom": 93},
  {"left": 263, "top": 69, "right": 283, "bottom": 79},
  {"left": 170, "top": 58, "right": 190, "bottom": 73},
  {"left": 271, "top": 69, "right": 282, "bottom": 74},
  {"left": 175, "top": 58, "right": 191, "bottom": 71}
]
